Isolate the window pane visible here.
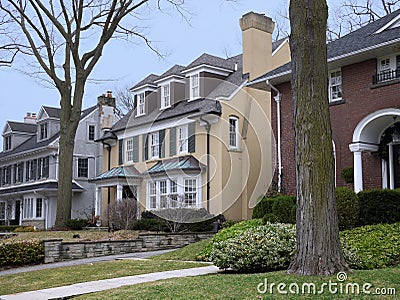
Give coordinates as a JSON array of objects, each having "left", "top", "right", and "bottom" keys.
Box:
[
  {"left": 78, "top": 158, "right": 88, "bottom": 178},
  {"left": 36, "top": 198, "right": 42, "bottom": 218},
  {"left": 0, "top": 202, "right": 5, "bottom": 220},
  {"left": 88, "top": 125, "right": 95, "bottom": 141},
  {"left": 184, "top": 179, "right": 197, "bottom": 207},
  {"left": 178, "top": 126, "right": 188, "bottom": 153},
  {"left": 150, "top": 132, "right": 159, "bottom": 158},
  {"left": 329, "top": 70, "right": 342, "bottom": 101}
]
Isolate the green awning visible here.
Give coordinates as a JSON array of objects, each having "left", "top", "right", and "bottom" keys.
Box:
[{"left": 90, "top": 166, "right": 141, "bottom": 182}]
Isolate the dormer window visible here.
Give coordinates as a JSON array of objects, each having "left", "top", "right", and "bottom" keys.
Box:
[
  {"left": 39, "top": 123, "right": 48, "bottom": 140},
  {"left": 137, "top": 93, "right": 146, "bottom": 116},
  {"left": 190, "top": 74, "right": 200, "bottom": 100},
  {"left": 4, "top": 136, "right": 11, "bottom": 151},
  {"left": 161, "top": 84, "right": 171, "bottom": 109}
]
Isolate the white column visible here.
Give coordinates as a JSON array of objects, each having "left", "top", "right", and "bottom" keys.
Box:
[
  {"left": 95, "top": 187, "right": 102, "bottom": 216},
  {"left": 389, "top": 143, "right": 395, "bottom": 189},
  {"left": 353, "top": 151, "right": 363, "bottom": 193},
  {"left": 117, "top": 184, "right": 123, "bottom": 202},
  {"left": 382, "top": 159, "right": 388, "bottom": 189}
]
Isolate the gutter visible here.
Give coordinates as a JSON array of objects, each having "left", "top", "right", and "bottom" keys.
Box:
[
  {"left": 266, "top": 80, "right": 283, "bottom": 193},
  {"left": 200, "top": 116, "right": 211, "bottom": 212}
]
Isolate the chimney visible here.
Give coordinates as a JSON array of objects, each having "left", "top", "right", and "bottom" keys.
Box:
[
  {"left": 24, "top": 112, "right": 37, "bottom": 124},
  {"left": 97, "top": 91, "right": 116, "bottom": 108},
  {"left": 240, "top": 12, "right": 275, "bottom": 81}
]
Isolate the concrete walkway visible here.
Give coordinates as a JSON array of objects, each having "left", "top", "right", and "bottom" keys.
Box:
[{"left": 0, "top": 265, "right": 220, "bottom": 300}]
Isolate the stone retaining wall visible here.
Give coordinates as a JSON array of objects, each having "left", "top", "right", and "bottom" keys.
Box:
[{"left": 42, "top": 232, "right": 214, "bottom": 263}]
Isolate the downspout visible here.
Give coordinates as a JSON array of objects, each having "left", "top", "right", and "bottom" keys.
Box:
[
  {"left": 200, "top": 116, "right": 211, "bottom": 212},
  {"left": 266, "top": 80, "right": 282, "bottom": 193}
]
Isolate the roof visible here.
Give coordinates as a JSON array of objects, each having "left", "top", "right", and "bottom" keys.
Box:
[
  {"left": 183, "top": 53, "right": 236, "bottom": 72},
  {"left": 131, "top": 74, "right": 160, "bottom": 90},
  {"left": 112, "top": 98, "right": 222, "bottom": 132},
  {"left": 0, "top": 181, "right": 84, "bottom": 196},
  {"left": 272, "top": 37, "right": 288, "bottom": 52},
  {"left": 42, "top": 106, "right": 61, "bottom": 119},
  {"left": 89, "top": 166, "right": 141, "bottom": 182},
  {"left": 7, "top": 121, "right": 37, "bottom": 134},
  {"left": 156, "top": 65, "right": 186, "bottom": 81},
  {"left": 250, "top": 9, "right": 400, "bottom": 85},
  {"left": 147, "top": 155, "right": 203, "bottom": 174}
]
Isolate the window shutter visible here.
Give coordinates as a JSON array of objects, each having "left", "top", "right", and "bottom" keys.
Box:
[
  {"left": 132, "top": 136, "right": 139, "bottom": 163},
  {"left": 159, "top": 129, "right": 165, "bottom": 158},
  {"left": 142, "top": 134, "right": 149, "bottom": 161},
  {"left": 170, "top": 127, "right": 176, "bottom": 157},
  {"left": 118, "top": 139, "right": 124, "bottom": 165},
  {"left": 188, "top": 122, "right": 196, "bottom": 153}
]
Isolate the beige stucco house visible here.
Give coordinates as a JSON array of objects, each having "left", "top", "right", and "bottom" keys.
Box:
[{"left": 91, "top": 12, "right": 290, "bottom": 222}]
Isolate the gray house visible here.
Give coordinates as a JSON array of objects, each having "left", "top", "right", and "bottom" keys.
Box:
[{"left": 0, "top": 93, "right": 117, "bottom": 229}]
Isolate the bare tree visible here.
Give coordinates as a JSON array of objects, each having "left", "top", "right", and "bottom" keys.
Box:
[
  {"left": 108, "top": 197, "right": 138, "bottom": 230},
  {"left": 114, "top": 85, "right": 134, "bottom": 117},
  {"left": 287, "top": 0, "right": 350, "bottom": 276},
  {"left": 0, "top": 0, "right": 188, "bottom": 228}
]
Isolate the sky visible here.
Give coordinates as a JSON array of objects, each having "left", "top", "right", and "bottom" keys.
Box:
[{"left": 0, "top": 0, "right": 341, "bottom": 148}]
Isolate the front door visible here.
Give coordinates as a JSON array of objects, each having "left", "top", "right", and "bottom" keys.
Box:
[
  {"left": 10, "top": 201, "right": 21, "bottom": 225},
  {"left": 393, "top": 145, "right": 400, "bottom": 188}
]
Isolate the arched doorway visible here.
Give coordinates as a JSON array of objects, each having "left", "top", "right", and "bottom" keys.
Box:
[{"left": 350, "top": 108, "right": 400, "bottom": 192}]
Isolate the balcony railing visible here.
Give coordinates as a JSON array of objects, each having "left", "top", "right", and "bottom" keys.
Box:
[{"left": 372, "top": 69, "right": 400, "bottom": 85}]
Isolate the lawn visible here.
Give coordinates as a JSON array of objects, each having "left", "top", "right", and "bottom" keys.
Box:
[
  {"left": 150, "top": 239, "right": 211, "bottom": 261},
  {"left": 4, "top": 230, "right": 139, "bottom": 243},
  {"left": 75, "top": 267, "right": 400, "bottom": 300},
  {"left": 0, "top": 260, "right": 207, "bottom": 295}
]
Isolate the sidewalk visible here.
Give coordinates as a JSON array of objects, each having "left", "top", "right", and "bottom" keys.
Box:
[{"left": 0, "top": 265, "right": 220, "bottom": 300}]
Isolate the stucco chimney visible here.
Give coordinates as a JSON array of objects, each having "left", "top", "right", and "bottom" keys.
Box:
[
  {"left": 24, "top": 112, "right": 37, "bottom": 124},
  {"left": 240, "top": 12, "right": 275, "bottom": 81}
]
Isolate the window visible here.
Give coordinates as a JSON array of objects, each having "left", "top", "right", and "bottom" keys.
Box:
[
  {"left": 78, "top": 158, "right": 88, "bottom": 178},
  {"left": 14, "top": 163, "right": 24, "bottom": 183},
  {"left": 137, "top": 93, "right": 145, "bottom": 116},
  {"left": 0, "top": 202, "right": 5, "bottom": 220},
  {"left": 23, "top": 198, "right": 34, "bottom": 219},
  {"left": 169, "top": 179, "right": 178, "bottom": 208},
  {"left": 380, "top": 58, "right": 391, "bottom": 72},
  {"left": 4, "top": 136, "right": 11, "bottom": 151},
  {"left": 190, "top": 74, "right": 200, "bottom": 99},
  {"left": 39, "top": 123, "right": 48, "bottom": 140},
  {"left": 159, "top": 180, "right": 168, "bottom": 208},
  {"left": 38, "top": 157, "right": 49, "bottom": 179},
  {"left": 36, "top": 198, "right": 43, "bottom": 218},
  {"left": 229, "top": 117, "right": 239, "bottom": 149},
  {"left": 23, "top": 197, "right": 43, "bottom": 219},
  {"left": 329, "top": 70, "right": 342, "bottom": 102},
  {"left": 126, "top": 138, "right": 134, "bottom": 162},
  {"left": 178, "top": 125, "right": 188, "bottom": 154},
  {"left": 149, "top": 182, "right": 157, "bottom": 209},
  {"left": 88, "top": 125, "right": 95, "bottom": 141},
  {"left": 3, "top": 166, "right": 11, "bottom": 185},
  {"left": 150, "top": 132, "right": 159, "bottom": 159},
  {"left": 184, "top": 179, "right": 197, "bottom": 207},
  {"left": 161, "top": 84, "right": 170, "bottom": 109},
  {"left": 26, "top": 159, "right": 37, "bottom": 181}
]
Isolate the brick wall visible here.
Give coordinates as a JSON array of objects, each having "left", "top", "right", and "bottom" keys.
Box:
[{"left": 272, "top": 59, "right": 400, "bottom": 195}]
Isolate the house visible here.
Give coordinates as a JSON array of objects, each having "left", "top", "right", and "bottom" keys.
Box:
[
  {"left": 91, "top": 12, "right": 291, "bottom": 222},
  {"left": 249, "top": 9, "right": 400, "bottom": 194},
  {"left": 0, "top": 93, "right": 117, "bottom": 229}
]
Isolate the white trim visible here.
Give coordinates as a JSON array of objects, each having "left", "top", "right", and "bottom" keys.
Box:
[
  {"left": 328, "top": 69, "right": 342, "bottom": 103},
  {"left": 2, "top": 123, "right": 12, "bottom": 135},
  {"left": 272, "top": 38, "right": 289, "bottom": 56},
  {"left": 154, "top": 75, "right": 185, "bottom": 84},
  {"left": 349, "top": 142, "right": 379, "bottom": 152},
  {"left": 136, "top": 92, "right": 146, "bottom": 117},
  {"left": 131, "top": 84, "right": 158, "bottom": 94},
  {"left": 228, "top": 116, "right": 239, "bottom": 149},
  {"left": 374, "top": 14, "right": 400, "bottom": 34},
  {"left": 182, "top": 65, "right": 233, "bottom": 77},
  {"left": 160, "top": 83, "right": 171, "bottom": 110}
]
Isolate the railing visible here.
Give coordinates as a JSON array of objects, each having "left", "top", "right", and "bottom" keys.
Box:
[{"left": 372, "top": 69, "right": 400, "bottom": 85}]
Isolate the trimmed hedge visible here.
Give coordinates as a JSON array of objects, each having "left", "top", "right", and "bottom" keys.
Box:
[
  {"left": 335, "top": 187, "right": 359, "bottom": 230},
  {"left": 358, "top": 189, "right": 400, "bottom": 225},
  {"left": 0, "top": 225, "right": 19, "bottom": 232},
  {"left": 0, "top": 241, "right": 44, "bottom": 268},
  {"left": 65, "top": 219, "right": 89, "bottom": 230},
  {"left": 253, "top": 195, "right": 296, "bottom": 224}
]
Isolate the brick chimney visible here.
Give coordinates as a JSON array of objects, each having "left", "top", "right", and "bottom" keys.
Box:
[
  {"left": 240, "top": 12, "right": 275, "bottom": 81},
  {"left": 24, "top": 112, "right": 37, "bottom": 124},
  {"left": 97, "top": 90, "right": 116, "bottom": 108}
]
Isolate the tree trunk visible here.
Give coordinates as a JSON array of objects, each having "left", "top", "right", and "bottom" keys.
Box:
[{"left": 287, "top": 0, "right": 350, "bottom": 276}]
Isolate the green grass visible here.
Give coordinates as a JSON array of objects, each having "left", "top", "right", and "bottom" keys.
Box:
[
  {"left": 0, "top": 260, "right": 207, "bottom": 295},
  {"left": 75, "top": 267, "right": 400, "bottom": 299},
  {"left": 150, "top": 239, "right": 211, "bottom": 261}
]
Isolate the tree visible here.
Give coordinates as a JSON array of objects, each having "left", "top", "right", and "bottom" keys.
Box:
[
  {"left": 114, "top": 85, "right": 134, "bottom": 117},
  {"left": 287, "top": 0, "right": 350, "bottom": 276},
  {"left": 0, "top": 0, "right": 185, "bottom": 228}
]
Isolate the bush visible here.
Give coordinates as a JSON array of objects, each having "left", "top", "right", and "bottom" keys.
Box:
[
  {"left": 358, "top": 189, "right": 400, "bottom": 225},
  {"left": 272, "top": 196, "right": 296, "bottom": 223},
  {"left": 0, "top": 241, "right": 44, "bottom": 268},
  {"left": 14, "top": 226, "right": 35, "bottom": 232},
  {"left": 0, "top": 225, "right": 19, "bottom": 232},
  {"left": 335, "top": 187, "right": 359, "bottom": 230},
  {"left": 108, "top": 198, "right": 138, "bottom": 230},
  {"left": 65, "top": 219, "right": 89, "bottom": 230},
  {"left": 340, "top": 166, "right": 354, "bottom": 183},
  {"left": 340, "top": 223, "right": 400, "bottom": 269},
  {"left": 132, "top": 219, "right": 167, "bottom": 232},
  {"left": 252, "top": 196, "right": 275, "bottom": 219},
  {"left": 262, "top": 213, "right": 279, "bottom": 224},
  {"left": 210, "top": 222, "right": 296, "bottom": 272},
  {"left": 196, "top": 219, "right": 262, "bottom": 261}
]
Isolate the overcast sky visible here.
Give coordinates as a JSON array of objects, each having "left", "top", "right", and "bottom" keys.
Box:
[{"left": 0, "top": 0, "right": 341, "bottom": 148}]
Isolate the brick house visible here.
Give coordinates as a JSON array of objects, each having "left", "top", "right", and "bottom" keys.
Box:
[{"left": 249, "top": 9, "right": 400, "bottom": 195}]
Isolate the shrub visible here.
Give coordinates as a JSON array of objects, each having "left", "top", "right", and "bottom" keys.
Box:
[
  {"left": 335, "top": 187, "right": 359, "bottom": 230},
  {"left": 221, "top": 219, "right": 239, "bottom": 229},
  {"left": 14, "top": 226, "right": 35, "bottom": 232},
  {"left": 358, "top": 189, "right": 400, "bottom": 225},
  {"left": 272, "top": 196, "right": 296, "bottom": 223},
  {"left": 340, "top": 223, "right": 400, "bottom": 269},
  {"left": 252, "top": 196, "right": 275, "bottom": 219},
  {"left": 132, "top": 219, "right": 167, "bottom": 232},
  {"left": 340, "top": 166, "right": 354, "bottom": 183},
  {"left": 0, "top": 241, "right": 44, "bottom": 267},
  {"left": 196, "top": 219, "right": 262, "bottom": 261},
  {"left": 108, "top": 198, "right": 138, "bottom": 230},
  {"left": 65, "top": 219, "right": 89, "bottom": 230},
  {"left": 210, "top": 222, "right": 296, "bottom": 272},
  {"left": 0, "top": 225, "right": 19, "bottom": 232},
  {"left": 262, "top": 213, "right": 279, "bottom": 224}
]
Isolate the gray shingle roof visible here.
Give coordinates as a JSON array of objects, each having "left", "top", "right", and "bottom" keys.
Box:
[
  {"left": 131, "top": 74, "right": 160, "bottom": 90},
  {"left": 112, "top": 98, "right": 222, "bottom": 132},
  {"left": 43, "top": 106, "right": 61, "bottom": 119},
  {"left": 183, "top": 53, "right": 236, "bottom": 72},
  {"left": 0, "top": 181, "right": 83, "bottom": 196},
  {"left": 7, "top": 121, "right": 37, "bottom": 134},
  {"left": 250, "top": 9, "right": 400, "bottom": 84},
  {"left": 156, "top": 65, "right": 185, "bottom": 81}
]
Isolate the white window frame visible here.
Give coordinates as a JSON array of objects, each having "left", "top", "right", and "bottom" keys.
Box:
[
  {"left": 190, "top": 74, "right": 200, "bottom": 100},
  {"left": 161, "top": 84, "right": 171, "bottom": 109},
  {"left": 150, "top": 132, "right": 160, "bottom": 159},
  {"left": 229, "top": 116, "right": 239, "bottom": 149},
  {"left": 23, "top": 197, "right": 44, "bottom": 220},
  {"left": 77, "top": 158, "right": 89, "bottom": 178},
  {"left": 4, "top": 136, "right": 11, "bottom": 151},
  {"left": 126, "top": 138, "right": 134, "bottom": 163},
  {"left": 149, "top": 182, "right": 157, "bottom": 209},
  {"left": 329, "top": 69, "right": 342, "bottom": 102},
  {"left": 184, "top": 178, "right": 197, "bottom": 207},
  {"left": 39, "top": 122, "right": 48, "bottom": 140},
  {"left": 137, "top": 93, "right": 146, "bottom": 116},
  {"left": 178, "top": 125, "right": 189, "bottom": 154}
]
